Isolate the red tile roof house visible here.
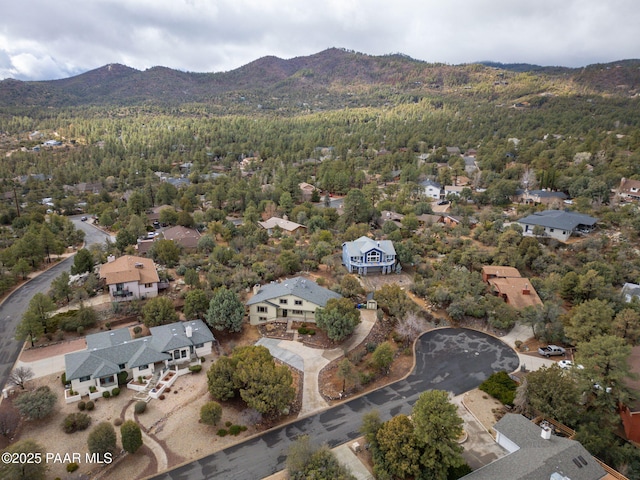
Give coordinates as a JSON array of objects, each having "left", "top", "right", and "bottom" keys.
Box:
[
  {"left": 481, "top": 266, "right": 543, "bottom": 310},
  {"left": 99, "top": 255, "right": 159, "bottom": 302}
]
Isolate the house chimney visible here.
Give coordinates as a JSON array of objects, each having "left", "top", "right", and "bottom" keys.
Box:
[
  {"left": 253, "top": 284, "right": 261, "bottom": 295},
  {"left": 107, "top": 254, "right": 116, "bottom": 263},
  {"left": 185, "top": 325, "right": 193, "bottom": 338},
  {"left": 522, "top": 284, "right": 530, "bottom": 295},
  {"left": 540, "top": 421, "right": 551, "bottom": 440}
]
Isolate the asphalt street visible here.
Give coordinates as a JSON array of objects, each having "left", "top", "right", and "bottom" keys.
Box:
[
  {"left": 152, "top": 328, "right": 519, "bottom": 480},
  {"left": 0, "top": 216, "right": 111, "bottom": 390}
]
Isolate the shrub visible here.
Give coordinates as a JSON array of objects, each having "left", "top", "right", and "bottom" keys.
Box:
[
  {"left": 133, "top": 326, "right": 142, "bottom": 335},
  {"left": 111, "top": 387, "right": 120, "bottom": 397},
  {"left": 359, "top": 372, "right": 376, "bottom": 385},
  {"left": 225, "top": 421, "right": 232, "bottom": 427},
  {"left": 67, "top": 462, "right": 79, "bottom": 473},
  {"left": 102, "top": 391, "right": 111, "bottom": 399},
  {"left": 217, "top": 429, "right": 228, "bottom": 437},
  {"left": 63, "top": 412, "right": 91, "bottom": 433},
  {"left": 120, "top": 420, "right": 143, "bottom": 454},
  {"left": 189, "top": 364, "right": 202, "bottom": 373},
  {"left": 159, "top": 394, "right": 165, "bottom": 400},
  {"left": 228, "top": 424, "right": 243, "bottom": 436},
  {"left": 89, "top": 386, "right": 96, "bottom": 393},
  {"left": 86, "top": 401, "right": 95, "bottom": 411},
  {"left": 478, "top": 371, "right": 518, "bottom": 406},
  {"left": 77, "top": 401, "right": 86, "bottom": 411},
  {"left": 61, "top": 373, "right": 67, "bottom": 386},
  {"left": 135, "top": 401, "right": 147, "bottom": 414},
  {"left": 117, "top": 371, "right": 128, "bottom": 385},
  {"left": 366, "top": 342, "right": 378, "bottom": 353},
  {"left": 200, "top": 401, "right": 222, "bottom": 425}
]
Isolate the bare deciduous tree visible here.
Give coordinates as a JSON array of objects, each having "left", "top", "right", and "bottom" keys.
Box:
[
  {"left": 0, "top": 409, "right": 20, "bottom": 439},
  {"left": 8, "top": 366, "right": 34, "bottom": 390},
  {"left": 395, "top": 313, "right": 429, "bottom": 347}
]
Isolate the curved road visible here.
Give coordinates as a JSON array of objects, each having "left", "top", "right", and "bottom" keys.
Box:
[
  {"left": 153, "top": 328, "right": 519, "bottom": 480},
  {"left": 0, "top": 216, "right": 112, "bottom": 390}
]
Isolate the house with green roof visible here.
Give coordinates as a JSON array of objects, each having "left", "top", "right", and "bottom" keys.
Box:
[
  {"left": 246, "top": 277, "right": 341, "bottom": 325},
  {"left": 64, "top": 320, "right": 214, "bottom": 400}
]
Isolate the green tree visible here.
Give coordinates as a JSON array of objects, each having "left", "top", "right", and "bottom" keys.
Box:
[
  {"left": 12, "top": 257, "right": 31, "bottom": 280},
  {"left": 184, "top": 268, "right": 200, "bottom": 288},
  {"left": 71, "top": 248, "right": 95, "bottom": 275},
  {"left": 277, "top": 250, "right": 301, "bottom": 275},
  {"left": 150, "top": 239, "right": 181, "bottom": 267},
  {"left": 142, "top": 296, "right": 178, "bottom": 327},
  {"left": 50, "top": 271, "right": 72, "bottom": 303},
  {"left": 14, "top": 386, "right": 57, "bottom": 420},
  {"left": 339, "top": 274, "right": 364, "bottom": 298},
  {"left": 411, "top": 390, "right": 465, "bottom": 480},
  {"left": 375, "top": 414, "right": 422, "bottom": 479},
  {"left": 612, "top": 308, "right": 640, "bottom": 345},
  {"left": 120, "top": 420, "right": 143, "bottom": 454},
  {"left": 206, "top": 287, "right": 244, "bottom": 333},
  {"left": 16, "top": 293, "right": 56, "bottom": 346},
  {"left": 340, "top": 188, "right": 372, "bottom": 227},
  {"left": 115, "top": 229, "right": 137, "bottom": 253},
  {"left": 371, "top": 342, "right": 394, "bottom": 374},
  {"left": 315, "top": 297, "right": 360, "bottom": 342},
  {"left": 0, "top": 439, "right": 47, "bottom": 480},
  {"left": 518, "top": 364, "right": 581, "bottom": 426},
  {"left": 200, "top": 401, "right": 223, "bottom": 426},
  {"left": 374, "top": 284, "right": 413, "bottom": 319},
  {"left": 287, "top": 435, "right": 356, "bottom": 480},
  {"left": 565, "top": 299, "right": 614, "bottom": 344},
  {"left": 206, "top": 346, "right": 295, "bottom": 416},
  {"left": 87, "top": 421, "right": 117, "bottom": 457},
  {"left": 183, "top": 289, "right": 209, "bottom": 320},
  {"left": 159, "top": 207, "right": 179, "bottom": 226}
]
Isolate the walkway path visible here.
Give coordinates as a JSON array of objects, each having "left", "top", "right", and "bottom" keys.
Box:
[
  {"left": 256, "top": 308, "right": 377, "bottom": 416},
  {"left": 124, "top": 401, "right": 168, "bottom": 472}
]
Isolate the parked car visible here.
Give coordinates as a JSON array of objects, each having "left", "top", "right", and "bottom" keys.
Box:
[
  {"left": 80, "top": 216, "right": 87, "bottom": 221},
  {"left": 538, "top": 345, "right": 566, "bottom": 357}
]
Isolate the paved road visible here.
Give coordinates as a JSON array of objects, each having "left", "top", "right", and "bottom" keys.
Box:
[
  {"left": 0, "top": 216, "right": 111, "bottom": 390},
  {"left": 153, "top": 328, "right": 519, "bottom": 480}
]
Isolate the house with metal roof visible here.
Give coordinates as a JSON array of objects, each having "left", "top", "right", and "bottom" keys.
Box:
[
  {"left": 99, "top": 255, "right": 160, "bottom": 301},
  {"left": 462, "top": 414, "right": 608, "bottom": 480},
  {"left": 517, "top": 210, "right": 597, "bottom": 242},
  {"left": 258, "top": 216, "right": 307, "bottom": 235},
  {"left": 342, "top": 236, "right": 398, "bottom": 275},
  {"left": 246, "top": 277, "right": 341, "bottom": 325},
  {"left": 64, "top": 320, "right": 214, "bottom": 399}
]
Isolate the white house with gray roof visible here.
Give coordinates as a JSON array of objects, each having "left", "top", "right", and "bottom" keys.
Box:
[
  {"left": 342, "top": 236, "right": 398, "bottom": 275},
  {"left": 64, "top": 320, "right": 214, "bottom": 398},
  {"left": 246, "top": 277, "right": 341, "bottom": 325},
  {"left": 462, "top": 414, "right": 607, "bottom": 480},
  {"left": 518, "top": 210, "right": 597, "bottom": 242}
]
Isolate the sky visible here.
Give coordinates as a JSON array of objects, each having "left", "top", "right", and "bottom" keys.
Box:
[{"left": 1, "top": 0, "right": 639, "bottom": 81}]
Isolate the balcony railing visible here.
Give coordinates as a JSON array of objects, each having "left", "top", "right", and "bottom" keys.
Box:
[{"left": 113, "top": 289, "right": 133, "bottom": 297}]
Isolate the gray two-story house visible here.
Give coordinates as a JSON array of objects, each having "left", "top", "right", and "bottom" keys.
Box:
[{"left": 342, "top": 236, "right": 398, "bottom": 275}]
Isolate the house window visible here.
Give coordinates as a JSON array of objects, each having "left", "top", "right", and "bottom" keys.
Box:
[
  {"left": 279, "top": 299, "right": 288, "bottom": 305},
  {"left": 366, "top": 251, "right": 380, "bottom": 263},
  {"left": 116, "top": 283, "right": 124, "bottom": 290},
  {"left": 195, "top": 343, "right": 203, "bottom": 349},
  {"left": 118, "top": 363, "right": 126, "bottom": 369},
  {"left": 294, "top": 300, "right": 303, "bottom": 306},
  {"left": 257, "top": 306, "right": 268, "bottom": 313},
  {"left": 259, "top": 316, "right": 267, "bottom": 322},
  {"left": 292, "top": 310, "right": 303, "bottom": 315},
  {"left": 138, "top": 364, "right": 148, "bottom": 370},
  {"left": 145, "top": 283, "right": 153, "bottom": 288},
  {"left": 174, "top": 349, "right": 181, "bottom": 360},
  {"left": 181, "top": 350, "right": 187, "bottom": 358},
  {"left": 79, "top": 375, "right": 91, "bottom": 382},
  {"left": 549, "top": 228, "right": 554, "bottom": 233}
]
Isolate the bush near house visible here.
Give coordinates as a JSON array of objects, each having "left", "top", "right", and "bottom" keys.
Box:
[{"left": 478, "top": 371, "right": 517, "bottom": 406}]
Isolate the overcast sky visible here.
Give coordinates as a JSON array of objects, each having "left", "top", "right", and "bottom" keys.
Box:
[{"left": 2, "top": 0, "right": 639, "bottom": 81}]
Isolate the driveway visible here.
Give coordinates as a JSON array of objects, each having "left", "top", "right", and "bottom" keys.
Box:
[{"left": 152, "top": 328, "right": 519, "bottom": 480}]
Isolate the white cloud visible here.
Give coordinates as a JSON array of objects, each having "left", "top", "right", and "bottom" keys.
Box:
[{"left": 1, "top": 0, "right": 638, "bottom": 80}]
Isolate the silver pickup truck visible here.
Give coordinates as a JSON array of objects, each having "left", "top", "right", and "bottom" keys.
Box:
[{"left": 538, "top": 345, "right": 566, "bottom": 357}]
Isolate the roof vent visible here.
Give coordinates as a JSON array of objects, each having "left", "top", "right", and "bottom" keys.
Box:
[
  {"left": 540, "top": 421, "right": 551, "bottom": 440},
  {"left": 134, "top": 262, "right": 144, "bottom": 268}
]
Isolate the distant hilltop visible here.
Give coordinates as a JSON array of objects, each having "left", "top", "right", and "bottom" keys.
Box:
[{"left": 0, "top": 48, "right": 638, "bottom": 109}]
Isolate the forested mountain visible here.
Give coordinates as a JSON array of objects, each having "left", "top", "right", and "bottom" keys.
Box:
[{"left": 1, "top": 48, "right": 639, "bottom": 110}]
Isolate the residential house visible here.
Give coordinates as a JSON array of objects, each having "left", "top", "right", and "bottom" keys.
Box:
[
  {"left": 64, "top": 320, "right": 214, "bottom": 398},
  {"left": 246, "top": 277, "right": 341, "bottom": 325},
  {"left": 258, "top": 216, "right": 307, "bottom": 235},
  {"left": 419, "top": 179, "right": 443, "bottom": 200},
  {"left": 463, "top": 156, "right": 478, "bottom": 175},
  {"left": 342, "top": 236, "right": 398, "bottom": 275},
  {"left": 99, "top": 255, "right": 159, "bottom": 301},
  {"left": 416, "top": 213, "right": 444, "bottom": 226},
  {"left": 516, "top": 189, "right": 568, "bottom": 207},
  {"left": 146, "top": 205, "right": 176, "bottom": 225},
  {"left": 622, "top": 283, "right": 640, "bottom": 303},
  {"left": 444, "top": 185, "right": 466, "bottom": 197},
  {"left": 377, "top": 210, "right": 404, "bottom": 228},
  {"left": 518, "top": 210, "right": 597, "bottom": 242},
  {"left": 162, "top": 225, "right": 201, "bottom": 251},
  {"left": 619, "top": 178, "right": 640, "bottom": 202},
  {"left": 482, "top": 266, "right": 543, "bottom": 309},
  {"left": 135, "top": 238, "right": 155, "bottom": 256},
  {"left": 443, "top": 215, "right": 478, "bottom": 228},
  {"left": 462, "top": 414, "right": 608, "bottom": 480}
]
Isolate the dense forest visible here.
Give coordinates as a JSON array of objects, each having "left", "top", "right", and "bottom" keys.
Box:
[{"left": 2, "top": 49, "right": 640, "bottom": 476}]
